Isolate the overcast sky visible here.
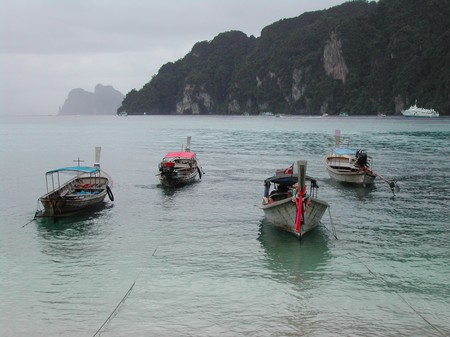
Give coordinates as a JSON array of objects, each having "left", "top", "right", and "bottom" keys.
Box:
[{"left": 1, "top": 0, "right": 345, "bottom": 115}]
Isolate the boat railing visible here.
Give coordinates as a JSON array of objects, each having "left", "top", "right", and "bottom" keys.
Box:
[
  {"left": 60, "top": 181, "right": 79, "bottom": 195},
  {"left": 264, "top": 178, "right": 320, "bottom": 204},
  {"left": 307, "top": 177, "right": 320, "bottom": 199},
  {"left": 328, "top": 156, "right": 353, "bottom": 169},
  {"left": 173, "top": 164, "right": 192, "bottom": 170},
  {"left": 270, "top": 190, "right": 292, "bottom": 202}
]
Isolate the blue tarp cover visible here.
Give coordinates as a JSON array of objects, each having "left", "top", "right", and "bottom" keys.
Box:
[
  {"left": 46, "top": 166, "right": 99, "bottom": 175},
  {"left": 332, "top": 148, "right": 357, "bottom": 155}
]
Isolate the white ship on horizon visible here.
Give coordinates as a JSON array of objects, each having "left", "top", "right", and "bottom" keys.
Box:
[{"left": 401, "top": 102, "right": 439, "bottom": 118}]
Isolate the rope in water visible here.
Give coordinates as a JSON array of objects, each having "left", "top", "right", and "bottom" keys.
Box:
[
  {"left": 348, "top": 253, "right": 446, "bottom": 337},
  {"left": 22, "top": 201, "right": 41, "bottom": 227},
  {"left": 327, "top": 207, "right": 338, "bottom": 239},
  {"left": 92, "top": 247, "right": 158, "bottom": 337},
  {"left": 92, "top": 280, "right": 136, "bottom": 337},
  {"left": 22, "top": 218, "right": 36, "bottom": 228}
]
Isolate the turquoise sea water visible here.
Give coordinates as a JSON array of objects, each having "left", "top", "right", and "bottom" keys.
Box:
[{"left": 1, "top": 115, "right": 449, "bottom": 336}]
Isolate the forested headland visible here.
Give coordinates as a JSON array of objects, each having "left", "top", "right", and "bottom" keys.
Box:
[{"left": 119, "top": 0, "right": 450, "bottom": 116}]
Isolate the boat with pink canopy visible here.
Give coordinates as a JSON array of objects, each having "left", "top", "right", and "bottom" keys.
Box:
[{"left": 157, "top": 136, "right": 204, "bottom": 187}]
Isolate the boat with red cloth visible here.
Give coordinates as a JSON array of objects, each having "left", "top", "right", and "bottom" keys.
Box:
[
  {"left": 158, "top": 136, "right": 203, "bottom": 187},
  {"left": 260, "top": 161, "right": 329, "bottom": 239}
]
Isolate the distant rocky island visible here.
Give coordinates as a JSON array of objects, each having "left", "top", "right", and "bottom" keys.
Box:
[{"left": 59, "top": 84, "right": 124, "bottom": 115}]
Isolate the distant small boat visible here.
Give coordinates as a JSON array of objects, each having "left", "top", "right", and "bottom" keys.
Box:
[
  {"left": 158, "top": 136, "right": 203, "bottom": 187},
  {"left": 321, "top": 113, "right": 329, "bottom": 117},
  {"left": 401, "top": 102, "right": 439, "bottom": 117},
  {"left": 377, "top": 112, "right": 386, "bottom": 117},
  {"left": 36, "top": 147, "right": 113, "bottom": 217},
  {"left": 260, "top": 161, "right": 329, "bottom": 239},
  {"left": 339, "top": 111, "right": 349, "bottom": 117},
  {"left": 259, "top": 111, "right": 274, "bottom": 116}
]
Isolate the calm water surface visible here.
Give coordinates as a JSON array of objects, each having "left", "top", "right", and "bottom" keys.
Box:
[{"left": 1, "top": 115, "right": 449, "bottom": 336}]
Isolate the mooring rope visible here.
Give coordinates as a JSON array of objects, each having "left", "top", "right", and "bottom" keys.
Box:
[
  {"left": 92, "top": 280, "right": 136, "bottom": 337},
  {"left": 22, "top": 201, "right": 41, "bottom": 228},
  {"left": 348, "top": 253, "right": 446, "bottom": 337},
  {"left": 328, "top": 207, "right": 338, "bottom": 239},
  {"left": 22, "top": 218, "right": 36, "bottom": 228},
  {"left": 92, "top": 247, "right": 158, "bottom": 337}
]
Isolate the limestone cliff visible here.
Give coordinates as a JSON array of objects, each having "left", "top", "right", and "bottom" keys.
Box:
[
  {"left": 176, "top": 84, "right": 214, "bottom": 115},
  {"left": 323, "top": 31, "right": 348, "bottom": 84},
  {"left": 118, "top": 0, "right": 450, "bottom": 116}
]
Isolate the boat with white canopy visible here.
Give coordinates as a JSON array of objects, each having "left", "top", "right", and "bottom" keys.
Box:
[{"left": 324, "top": 130, "right": 400, "bottom": 194}]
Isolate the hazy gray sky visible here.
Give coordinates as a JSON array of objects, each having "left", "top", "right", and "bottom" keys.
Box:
[{"left": 1, "top": 0, "right": 345, "bottom": 115}]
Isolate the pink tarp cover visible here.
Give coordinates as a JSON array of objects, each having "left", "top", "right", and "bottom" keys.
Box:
[{"left": 163, "top": 151, "right": 196, "bottom": 159}]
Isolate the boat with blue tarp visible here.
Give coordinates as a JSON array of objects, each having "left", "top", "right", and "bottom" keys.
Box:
[
  {"left": 324, "top": 131, "right": 400, "bottom": 195},
  {"left": 324, "top": 130, "right": 376, "bottom": 186},
  {"left": 36, "top": 147, "right": 113, "bottom": 217}
]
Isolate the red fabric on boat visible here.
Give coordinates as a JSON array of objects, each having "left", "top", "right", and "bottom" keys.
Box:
[{"left": 163, "top": 152, "right": 196, "bottom": 159}]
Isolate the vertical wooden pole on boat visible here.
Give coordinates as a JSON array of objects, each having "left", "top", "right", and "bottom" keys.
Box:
[
  {"left": 295, "top": 160, "right": 307, "bottom": 234},
  {"left": 185, "top": 136, "right": 191, "bottom": 152},
  {"left": 95, "top": 146, "right": 101, "bottom": 168},
  {"left": 335, "top": 129, "right": 341, "bottom": 147}
]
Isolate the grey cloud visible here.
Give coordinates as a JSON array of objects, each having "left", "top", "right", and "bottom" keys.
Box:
[{"left": 0, "top": 0, "right": 344, "bottom": 115}]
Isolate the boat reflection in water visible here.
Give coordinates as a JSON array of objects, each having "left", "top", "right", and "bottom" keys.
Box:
[
  {"left": 325, "top": 177, "right": 377, "bottom": 200},
  {"left": 35, "top": 204, "right": 113, "bottom": 258},
  {"left": 257, "top": 219, "right": 331, "bottom": 282}
]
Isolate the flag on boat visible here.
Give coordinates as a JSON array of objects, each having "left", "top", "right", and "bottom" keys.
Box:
[{"left": 284, "top": 163, "right": 294, "bottom": 174}]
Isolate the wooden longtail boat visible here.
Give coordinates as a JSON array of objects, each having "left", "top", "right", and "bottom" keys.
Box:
[
  {"left": 157, "top": 136, "right": 203, "bottom": 188},
  {"left": 324, "top": 130, "right": 400, "bottom": 194},
  {"left": 260, "top": 161, "right": 329, "bottom": 239},
  {"left": 324, "top": 147, "right": 376, "bottom": 186},
  {"left": 36, "top": 147, "right": 113, "bottom": 217},
  {"left": 324, "top": 130, "right": 376, "bottom": 186}
]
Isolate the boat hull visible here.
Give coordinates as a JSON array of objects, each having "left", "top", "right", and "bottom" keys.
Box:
[
  {"left": 325, "top": 165, "right": 376, "bottom": 185},
  {"left": 401, "top": 114, "right": 438, "bottom": 118},
  {"left": 159, "top": 169, "right": 199, "bottom": 188},
  {"left": 324, "top": 155, "right": 376, "bottom": 186},
  {"left": 261, "top": 197, "right": 329, "bottom": 238},
  {"left": 38, "top": 176, "right": 110, "bottom": 217},
  {"left": 39, "top": 193, "right": 108, "bottom": 217}
]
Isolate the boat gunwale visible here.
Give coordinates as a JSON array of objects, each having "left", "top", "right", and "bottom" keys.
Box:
[{"left": 260, "top": 195, "right": 329, "bottom": 210}]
